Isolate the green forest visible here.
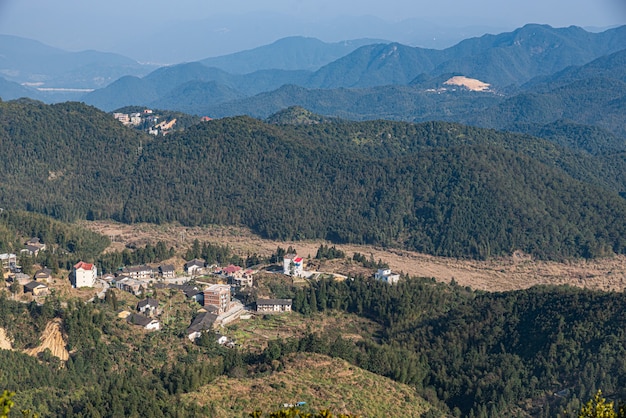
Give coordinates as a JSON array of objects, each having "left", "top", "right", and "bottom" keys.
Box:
[
  {"left": 2, "top": 99, "right": 626, "bottom": 260},
  {"left": 3, "top": 272, "right": 626, "bottom": 417}
]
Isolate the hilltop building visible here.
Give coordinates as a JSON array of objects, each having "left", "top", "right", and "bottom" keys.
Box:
[
  {"left": 73, "top": 261, "right": 97, "bottom": 288},
  {"left": 283, "top": 254, "right": 304, "bottom": 277},
  {"left": 374, "top": 268, "right": 400, "bottom": 284}
]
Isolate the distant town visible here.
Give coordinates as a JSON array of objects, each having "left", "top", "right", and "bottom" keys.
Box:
[{"left": 112, "top": 108, "right": 211, "bottom": 136}]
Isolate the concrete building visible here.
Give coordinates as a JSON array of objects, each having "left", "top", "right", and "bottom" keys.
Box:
[
  {"left": 203, "top": 284, "right": 231, "bottom": 314},
  {"left": 374, "top": 268, "right": 400, "bottom": 284},
  {"left": 283, "top": 254, "right": 304, "bottom": 277},
  {"left": 73, "top": 261, "right": 97, "bottom": 288}
]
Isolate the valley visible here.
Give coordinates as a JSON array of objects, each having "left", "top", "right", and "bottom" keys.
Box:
[
  {"left": 0, "top": 17, "right": 626, "bottom": 417},
  {"left": 84, "top": 220, "right": 626, "bottom": 292}
]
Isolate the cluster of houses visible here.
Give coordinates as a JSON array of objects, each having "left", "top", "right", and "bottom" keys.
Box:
[
  {"left": 112, "top": 109, "right": 177, "bottom": 136},
  {"left": 4, "top": 239, "right": 399, "bottom": 347},
  {"left": 64, "top": 256, "right": 291, "bottom": 341},
  {"left": 1, "top": 238, "right": 54, "bottom": 297}
]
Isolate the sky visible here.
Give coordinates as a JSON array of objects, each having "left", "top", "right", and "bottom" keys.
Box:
[{"left": 0, "top": 0, "right": 625, "bottom": 62}]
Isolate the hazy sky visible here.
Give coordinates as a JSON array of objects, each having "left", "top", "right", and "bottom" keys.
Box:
[{"left": 1, "top": 0, "right": 624, "bottom": 61}]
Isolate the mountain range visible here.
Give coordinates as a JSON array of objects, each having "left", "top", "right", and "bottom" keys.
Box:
[
  {"left": 1, "top": 24, "right": 624, "bottom": 143},
  {"left": 2, "top": 99, "right": 626, "bottom": 260},
  {"left": 70, "top": 24, "right": 626, "bottom": 142}
]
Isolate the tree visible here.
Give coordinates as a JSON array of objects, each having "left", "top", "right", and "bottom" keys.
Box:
[
  {"left": 576, "top": 391, "right": 626, "bottom": 418},
  {"left": 0, "top": 390, "right": 14, "bottom": 418}
]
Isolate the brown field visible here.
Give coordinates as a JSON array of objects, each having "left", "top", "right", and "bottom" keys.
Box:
[
  {"left": 227, "top": 310, "right": 381, "bottom": 353},
  {"left": 81, "top": 220, "right": 626, "bottom": 292},
  {"left": 183, "top": 352, "right": 436, "bottom": 417}
]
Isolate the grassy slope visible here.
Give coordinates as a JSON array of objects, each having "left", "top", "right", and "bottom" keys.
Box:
[{"left": 184, "top": 352, "right": 441, "bottom": 417}]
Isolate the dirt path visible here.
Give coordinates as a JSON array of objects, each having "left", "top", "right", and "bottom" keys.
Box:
[{"left": 82, "top": 220, "right": 626, "bottom": 292}]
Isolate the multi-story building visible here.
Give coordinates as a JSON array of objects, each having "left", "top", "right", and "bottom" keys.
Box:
[
  {"left": 73, "top": 261, "right": 97, "bottom": 288},
  {"left": 283, "top": 254, "right": 304, "bottom": 277},
  {"left": 203, "top": 284, "right": 231, "bottom": 314}
]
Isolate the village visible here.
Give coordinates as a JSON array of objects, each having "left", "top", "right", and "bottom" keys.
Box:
[
  {"left": 112, "top": 108, "right": 212, "bottom": 136},
  {"left": 1, "top": 237, "right": 400, "bottom": 349}
]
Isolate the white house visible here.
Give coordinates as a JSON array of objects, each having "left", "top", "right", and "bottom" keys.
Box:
[
  {"left": 283, "top": 254, "right": 304, "bottom": 277},
  {"left": 185, "top": 259, "right": 205, "bottom": 275},
  {"left": 257, "top": 298, "right": 292, "bottom": 313},
  {"left": 374, "top": 268, "right": 400, "bottom": 284},
  {"left": 0, "top": 253, "right": 17, "bottom": 270},
  {"left": 73, "top": 261, "right": 97, "bottom": 288},
  {"left": 127, "top": 313, "right": 160, "bottom": 331}
]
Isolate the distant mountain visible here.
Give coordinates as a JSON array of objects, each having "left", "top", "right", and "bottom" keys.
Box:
[
  {"left": 200, "top": 36, "right": 386, "bottom": 74},
  {"left": 81, "top": 24, "right": 626, "bottom": 115},
  {"left": 82, "top": 62, "right": 313, "bottom": 111},
  {"left": 308, "top": 24, "right": 626, "bottom": 90},
  {"left": 306, "top": 43, "right": 443, "bottom": 89},
  {"left": 199, "top": 83, "right": 501, "bottom": 121},
  {"left": 113, "top": 13, "right": 505, "bottom": 63},
  {"left": 83, "top": 76, "right": 159, "bottom": 111},
  {"left": 0, "top": 35, "right": 157, "bottom": 97},
  {"left": 0, "top": 76, "right": 38, "bottom": 101},
  {"left": 463, "top": 49, "right": 626, "bottom": 139},
  {"left": 151, "top": 81, "right": 245, "bottom": 115},
  {"left": 522, "top": 47, "right": 626, "bottom": 91},
  {"left": 265, "top": 106, "right": 341, "bottom": 125},
  {"left": 432, "top": 24, "right": 626, "bottom": 87}
]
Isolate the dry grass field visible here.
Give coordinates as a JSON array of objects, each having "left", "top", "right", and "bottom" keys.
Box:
[
  {"left": 183, "top": 352, "right": 437, "bottom": 417},
  {"left": 81, "top": 220, "right": 626, "bottom": 292}
]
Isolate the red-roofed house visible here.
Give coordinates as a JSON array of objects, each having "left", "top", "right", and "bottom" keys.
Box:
[
  {"left": 283, "top": 254, "right": 304, "bottom": 277},
  {"left": 73, "top": 261, "right": 97, "bottom": 288},
  {"left": 222, "top": 264, "right": 242, "bottom": 278}
]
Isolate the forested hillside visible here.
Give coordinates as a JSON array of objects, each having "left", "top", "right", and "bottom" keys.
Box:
[
  {"left": 2, "top": 99, "right": 626, "bottom": 260},
  {"left": 285, "top": 276, "right": 626, "bottom": 417},
  {"left": 0, "top": 99, "right": 144, "bottom": 221},
  {"left": 3, "top": 272, "right": 626, "bottom": 417}
]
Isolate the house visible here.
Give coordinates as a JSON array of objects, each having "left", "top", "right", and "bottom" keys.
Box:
[
  {"left": 203, "top": 284, "right": 231, "bottom": 314},
  {"left": 115, "top": 276, "right": 146, "bottom": 296},
  {"left": 374, "top": 268, "right": 400, "bottom": 284},
  {"left": 24, "top": 281, "right": 49, "bottom": 296},
  {"left": 0, "top": 253, "right": 17, "bottom": 270},
  {"left": 256, "top": 298, "right": 293, "bottom": 313},
  {"left": 184, "top": 259, "right": 205, "bottom": 275},
  {"left": 113, "top": 113, "right": 130, "bottom": 125},
  {"left": 127, "top": 313, "right": 160, "bottom": 331},
  {"left": 136, "top": 298, "right": 159, "bottom": 316},
  {"left": 186, "top": 312, "right": 218, "bottom": 341},
  {"left": 73, "top": 261, "right": 97, "bottom": 288},
  {"left": 120, "top": 265, "right": 154, "bottom": 280},
  {"left": 232, "top": 269, "right": 254, "bottom": 287},
  {"left": 101, "top": 273, "right": 116, "bottom": 283},
  {"left": 154, "top": 283, "right": 202, "bottom": 302},
  {"left": 283, "top": 254, "right": 304, "bottom": 277},
  {"left": 25, "top": 238, "right": 46, "bottom": 253},
  {"left": 34, "top": 268, "right": 52, "bottom": 283},
  {"left": 21, "top": 244, "right": 43, "bottom": 257},
  {"left": 158, "top": 264, "right": 175, "bottom": 279},
  {"left": 221, "top": 264, "right": 243, "bottom": 278}
]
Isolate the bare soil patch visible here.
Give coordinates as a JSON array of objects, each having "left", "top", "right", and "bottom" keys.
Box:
[
  {"left": 24, "top": 318, "right": 69, "bottom": 361},
  {"left": 444, "top": 75, "right": 491, "bottom": 91},
  {"left": 0, "top": 327, "right": 12, "bottom": 350},
  {"left": 81, "top": 221, "right": 626, "bottom": 292}
]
